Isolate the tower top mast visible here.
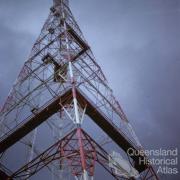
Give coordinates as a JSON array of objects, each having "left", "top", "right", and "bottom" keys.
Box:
[{"left": 53, "top": 0, "right": 69, "bottom": 6}]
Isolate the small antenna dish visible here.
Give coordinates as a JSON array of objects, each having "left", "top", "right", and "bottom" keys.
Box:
[{"left": 109, "top": 151, "right": 140, "bottom": 178}]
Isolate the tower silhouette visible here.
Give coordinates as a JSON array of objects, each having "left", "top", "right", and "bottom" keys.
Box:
[{"left": 0, "top": 0, "right": 159, "bottom": 179}]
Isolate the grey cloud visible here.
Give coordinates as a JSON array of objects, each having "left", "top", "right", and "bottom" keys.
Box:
[{"left": 0, "top": 0, "right": 180, "bottom": 179}]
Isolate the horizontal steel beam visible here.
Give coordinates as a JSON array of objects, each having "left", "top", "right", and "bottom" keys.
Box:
[
  {"left": 0, "top": 89, "right": 72, "bottom": 154},
  {"left": 0, "top": 88, "right": 147, "bottom": 172}
]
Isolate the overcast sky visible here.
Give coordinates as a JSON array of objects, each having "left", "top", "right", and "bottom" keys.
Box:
[{"left": 0, "top": 0, "right": 180, "bottom": 179}]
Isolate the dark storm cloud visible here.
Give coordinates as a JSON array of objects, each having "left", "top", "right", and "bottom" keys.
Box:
[{"left": 0, "top": 0, "right": 180, "bottom": 179}]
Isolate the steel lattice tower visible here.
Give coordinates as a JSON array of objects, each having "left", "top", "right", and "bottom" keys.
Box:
[{"left": 0, "top": 0, "right": 159, "bottom": 179}]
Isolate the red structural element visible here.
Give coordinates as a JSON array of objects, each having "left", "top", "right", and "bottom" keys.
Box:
[{"left": 8, "top": 128, "right": 122, "bottom": 180}]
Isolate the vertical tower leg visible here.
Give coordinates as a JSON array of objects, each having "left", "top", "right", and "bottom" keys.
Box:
[
  {"left": 27, "top": 128, "right": 37, "bottom": 180},
  {"left": 77, "top": 128, "right": 88, "bottom": 180},
  {"left": 61, "top": 2, "right": 90, "bottom": 179}
]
